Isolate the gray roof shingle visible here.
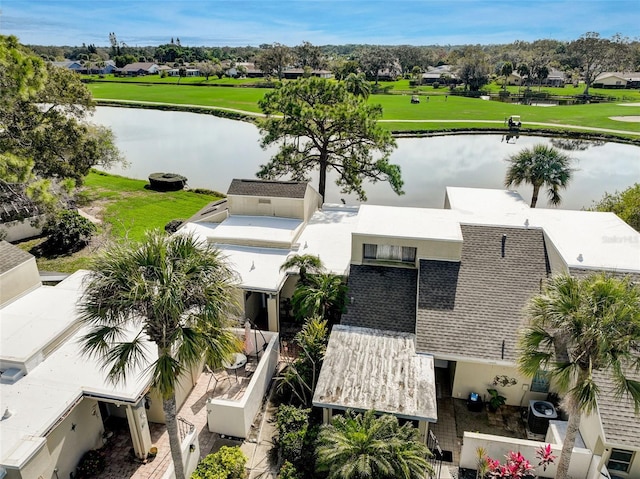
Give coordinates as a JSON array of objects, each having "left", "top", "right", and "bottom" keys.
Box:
[
  {"left": 227, "top": 179, "right": 308, "bottom": 199},
  {"left": 593, "top": 368, "right": 640, "bottom": 448},
  {"left": 0, "top": 241, "right": 34, "bottom": 274},
  {"left": 342, "top": 264, "right": 417, "bottom": 333},
  {"left": 416, "top": 225, "right": 549, "bottom": 363}
]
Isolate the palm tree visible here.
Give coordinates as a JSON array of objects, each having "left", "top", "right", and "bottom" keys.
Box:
[
  {"left": 78, "top": 230, "right": 241, "bottom": 479},
  {"left": 344, "top": 72, "right": 371, "bottom": 100},
  {"left": 518, "top": 273, "right": 640, "bottom": 479},
  {"left": 280, "top": 254, "right": 324, "bottom": 286},
  {"left": 500, "top": 61, "right": 513, "bottom": 91},
  {"left": 316, "top": 409, "right": 433, "bottom": 479},
  {"left": 291, "top": 272, "right": 347, "bottom": 323},
  {"left": 504, "top": 144, "right": 573, "bottom": 207}
]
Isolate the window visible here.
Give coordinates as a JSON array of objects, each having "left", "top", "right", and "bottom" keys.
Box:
[
  {"left": 530, "top": 370, "right": 550, "bottom": 393},
  {"left": 608, "top": 449, "right": 634, "bottom": 473},
  {"left": 362, "top": 244, "right": 416, "bottom": 264}
]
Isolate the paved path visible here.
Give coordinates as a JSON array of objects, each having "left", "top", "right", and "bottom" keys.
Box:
[{"left": 96, "top": 98, "right": 640, "bottom": 136}]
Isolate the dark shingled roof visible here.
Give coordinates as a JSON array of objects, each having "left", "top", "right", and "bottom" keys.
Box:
[
  {"left": 0, "top": 240, "right": 34, "bottom": 274},
  {"left": 593, "top": 368, "right": 640, "bottom": 448},
  {"left": 227, "top": 179, "right": 308, "bottom": 199},
  {"left": 416, "top": 224, "right": 549, "bottom": 363},
  {"left": 342, "top": 264, "right": 417, "bottom": 333},
  {"left": 0, "top": 183, "right": 41, "bottom": 222}
]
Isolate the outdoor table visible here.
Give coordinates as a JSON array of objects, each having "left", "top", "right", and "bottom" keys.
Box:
[{"left": 222, "top": 353, "right": 247, "bottom": 381}]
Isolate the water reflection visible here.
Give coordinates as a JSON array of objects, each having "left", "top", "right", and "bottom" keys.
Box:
[
  {"left": 550, "top": 138, "right": 606, "bottom": 151},
  {"left": 92, "top": 107, "right": 640, "bottom": 211}
]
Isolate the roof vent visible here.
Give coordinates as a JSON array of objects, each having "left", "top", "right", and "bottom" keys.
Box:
[
  {"left": 577, "top": 253, "right": 583, "bottom": 262},
  {"left": 1, "top": 407, "right": 13, "bottom": 421},
  {"left": 0, "top": 368, "right": 24, "bottom": 384},
  {"left": 524, "top": 219, "right": 529, "bottom": 228}
]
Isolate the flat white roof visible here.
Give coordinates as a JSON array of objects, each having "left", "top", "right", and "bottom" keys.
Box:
[
  {"left": 296, "top": 205, "right": 360, "bottom": 275},
  {"left": 355, "top": 204, "right": 463, "bottom": 242},
  {"left": 183, "top": 215, "right": 303, "bottom": 247},
  {"left": 313, "top": 325, "right": 437, "bottom": 422},
  {"left": 445, "top": 187, "right": 640, "bottom": 272},
  {"left": 0, "top": 277, "right": 153, "bottom": 468},
  {"left": 217, "top": 244, "right": 290, "bottom": 292},
  {"left": 0, "top": 271, "right": 88, "bottom": 372}
]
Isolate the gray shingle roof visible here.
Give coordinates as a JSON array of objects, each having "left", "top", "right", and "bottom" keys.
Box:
[
  {"left": 0, "top": 241, "right": 34, "bottom": 274},
  {"left": 342, "top": 264, "right": 417, "bottom": 333},
  {"left": 227, "top": 179, "right": 308, "bottom": 199},
  {"left": 0, "top": 183, "right": 41, "bottom": 222},
  {"left": 593, "top": 368, "right": 640, "bottom": 448},
  {"left": 416, "top": 225, "right": 549, "bottom": 363}
]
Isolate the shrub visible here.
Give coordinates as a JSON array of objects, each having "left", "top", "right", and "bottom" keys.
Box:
[
  {"left": 164, "top": 219, "right": 185, "bottom": 234},
  {"left": 432, "top": 81, "right": 440, "bottom": 89},
  {"left": 278, "top": 461, "right": 302, "bottom": 479},
  {"left": 42, "top": 209, "right": 96, "bottom": 254},
  {"left": 275, "top": 405, "right": 310, "bottom": 464},
  {"left": 76, "top": 449, "right": 106, "bottom": 478},
  {"left": 148, "top": 172, "right": 188, "bottom": 191},
  {"left": 191, "top": 446, "right": 247, "bottom": 479}
]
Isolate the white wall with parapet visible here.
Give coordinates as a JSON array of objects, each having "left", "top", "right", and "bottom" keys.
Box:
[
  {"left": 207, "top": 331, "right": 279, "bottom": 438},
  {"left": 161, "top": 423, "right": 200, "bottom": 479},
  {"left": 460, "top": 432, "right": 592, "bottom": 479},
  {"left": 0, "top": 218, "right": 42, "bottom": 243},
  {"left": 0, "top": 256, "right": 40, "bottom": 307},
  {"left": 350, "top": 233, "right": 462, "bottom": 265}
]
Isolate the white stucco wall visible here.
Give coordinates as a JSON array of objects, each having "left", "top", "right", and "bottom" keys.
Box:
[
  {"left": 451, "top": 361, "right": 548, "bottom": 407},
  {"left": 17, "top": 397, "right": 104, "bottom": 479},
  {"left": 350, "top": 233, "right": 462, "bottom": 265},
  {"left": 543, "top": 230, "right": 569, "bottom": 274},
  {"left": 461, "top": 432, "right": 592, "bottom": 479},
  {"left": 0, "top": 256, "right": 40, "bottom": 307},
  {"left": 161, "top": 425, "right": 200, "bottom": 479},
  {"left": 0, "top": 218, "right": 43, "bottom": 243},
  {"left": 207, "top": 332, "right": 279, "bottom": 438},
  {"left": 228, "top": 195, "right": 305, "bottom": 220}
]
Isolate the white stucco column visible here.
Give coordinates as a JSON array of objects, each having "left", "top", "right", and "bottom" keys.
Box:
[
  {"left": 418, "top": 420, "right": 429, "bottom": 444},
  {"left": 125, "top": 401, "right": 152, "bottom": 459},
  {"left": 267, "top": 294, "right": 279, "bottom": 332}
]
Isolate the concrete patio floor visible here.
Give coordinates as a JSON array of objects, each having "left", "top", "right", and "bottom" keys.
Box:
[{"left": 95, "top": 359, "right": 279, "bottom": 479}]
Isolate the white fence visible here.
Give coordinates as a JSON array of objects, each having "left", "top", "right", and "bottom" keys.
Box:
[
  {"left": 206, "top": 330, "right": 279, "bottom": 438},
  {"left": 460, "top": 432, "right": 593, "bottom": 479},
  {"left": 161, "top": 420, "right": 200, "bottom": 479}
]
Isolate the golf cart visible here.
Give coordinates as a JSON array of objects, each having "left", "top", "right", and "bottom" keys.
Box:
[
  {"left": 507, "top": 115, "right": 522, "bottom": 129},
  {"left": 411, "top": 95, "right": 420, "bottom": 104}
]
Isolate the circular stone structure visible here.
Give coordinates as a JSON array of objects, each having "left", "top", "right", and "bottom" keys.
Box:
[{"left": 148, "top": 172, "right": 188, "bottom": 191}]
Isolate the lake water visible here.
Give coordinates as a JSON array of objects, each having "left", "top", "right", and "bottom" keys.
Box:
[{"left": 92, "top": 107, "right": 640, "bottom": 210}]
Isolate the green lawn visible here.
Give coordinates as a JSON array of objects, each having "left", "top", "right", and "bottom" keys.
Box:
[
  {"left": 82, "top": 170, "right": 221, "bottom": 241},
  {"left": 17, "top": 171, "right": 221, "bottom": 273},
  {"left": 88, "top": 81, "right": 640, "bottom": 136}
]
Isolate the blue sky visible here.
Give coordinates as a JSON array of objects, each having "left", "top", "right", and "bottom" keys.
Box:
[{"left": 2, "top": 0, "right": 638, "bottom": 47}]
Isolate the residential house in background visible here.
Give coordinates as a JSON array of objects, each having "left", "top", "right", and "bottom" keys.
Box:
[
  {"left": 117, "top": 62, "right": 159, "bottom": 76},
  {"left": 594, "top": 72, "right": 640, "bottom": 89},
  {"left": 0, "top": 183, "right": 43, "bottom": 242}
]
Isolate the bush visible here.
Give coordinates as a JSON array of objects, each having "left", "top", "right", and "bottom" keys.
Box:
[
  {"left": 42, "top": 210, "right": 96, "bottom": 254},
  {"left": 432, "top": 81, "right": 440, "bottom": 89},
  {"left": 76, "top": 449, "right": 106, "bottom": 478},
  {"left": 278, "top": 461, "right": 302, "bottom": 479},
  {"left": 164, "top": 218, "right": 185, "bottom": 234},
  {"left": 191, "top": 446, "right": 247, "bottom": 479},
  {"left": 148, "top": 172, "right": 188, "bottom": 191}
]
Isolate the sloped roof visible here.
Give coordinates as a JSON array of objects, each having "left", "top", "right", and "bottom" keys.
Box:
[
  {"left": 121, "top": 62, "right": 157, "bottom": 72},
  {"left": 0, "top": 183, "right": 41, "bottom": 223},
  {"left": 342, "top": 264, "right": 417, "bottom": 333},
  {"left": 227, "top": 179, "right": 308, "bottom": 199},
  {"left": 415, "top": 224, "right": 549, "bottom": 363},
  {"left": 593, "top": 369, "right": 640, "bottom": 448},
  {"left": 313, "top": 325, "right": 437, "bottom": 422},
  {"left": 0, "top": 241, "right": 34, "bottom": 275}
]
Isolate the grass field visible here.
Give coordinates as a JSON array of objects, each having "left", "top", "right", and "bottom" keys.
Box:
[
  {"left": 88, "top": 81, "right": 640, "bottom": 135},
  {"left": 18, "top": 171, "right": 221, "bottom": 272}
]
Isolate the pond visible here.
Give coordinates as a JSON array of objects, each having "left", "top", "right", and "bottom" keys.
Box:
[{"left": 92, "top": 107, "right": 640, "bottom": 210}]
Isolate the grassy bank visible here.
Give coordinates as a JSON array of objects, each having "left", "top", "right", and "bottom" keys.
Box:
[
  {"left": 18, "top": 171, "right": 221, "bottom": 273},
  {"left": 88, "top": 81, "right": 640, "bottom": 137}
]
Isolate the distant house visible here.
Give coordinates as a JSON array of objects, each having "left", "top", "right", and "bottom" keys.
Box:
[
  {"left": 282, "top": 68, "right": 332, "bottom": 80},
  {"left": 50, "top": 60, "right": 83, "bottom": 72},
  {"left": 117, "top": 62, "right": 159, "bottom": 76},
  {"left": 167, "top": 67, "right": 200, "bottom": 77},
  {"left": 0, "top": 183, "right": 43, "bottom": 242},
  {"left": 595, "top": 72, "right": 640, "bottom": 89},
  {"left": 225, "top": 62, "right": 264, "bottom": 78},
  {"left": 421, "top": 65, "right": 458, "bottom": 85},
  {"left": 543, "top": 67, "right": 566, "bottom": 87}
]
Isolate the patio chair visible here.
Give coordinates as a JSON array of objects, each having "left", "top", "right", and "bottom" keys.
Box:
[{"left": 205, "top": 364, "right": 231, "bottom": 394}]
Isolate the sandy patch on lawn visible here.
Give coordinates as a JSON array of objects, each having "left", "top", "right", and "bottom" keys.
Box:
[
  {"left": 618, "top": 103, "right": 640, "bottom": 106},
  {"left": 609, "top": 116, "right": 640, "bottom": 122}
]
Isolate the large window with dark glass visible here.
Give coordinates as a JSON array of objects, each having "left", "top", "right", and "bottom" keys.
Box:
[{"left": 363, "top": 244, "right": 416, "bottom": 264}]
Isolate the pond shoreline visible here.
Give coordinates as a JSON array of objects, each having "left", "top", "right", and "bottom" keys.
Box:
[{"left": 95, "top": 99, "right": 640, "bottom": 146}]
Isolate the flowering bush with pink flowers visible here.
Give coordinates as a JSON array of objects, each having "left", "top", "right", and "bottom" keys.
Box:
[{"left": 478, "top": 444, "right": 557, "bottom": 479}]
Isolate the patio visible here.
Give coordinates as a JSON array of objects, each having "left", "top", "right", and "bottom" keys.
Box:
[
  {"left": 96, "top": 355, "right": 261, "bottom": 479},
  {"left": 429, "top": 369, "right": 536, "bottom": 470}
]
